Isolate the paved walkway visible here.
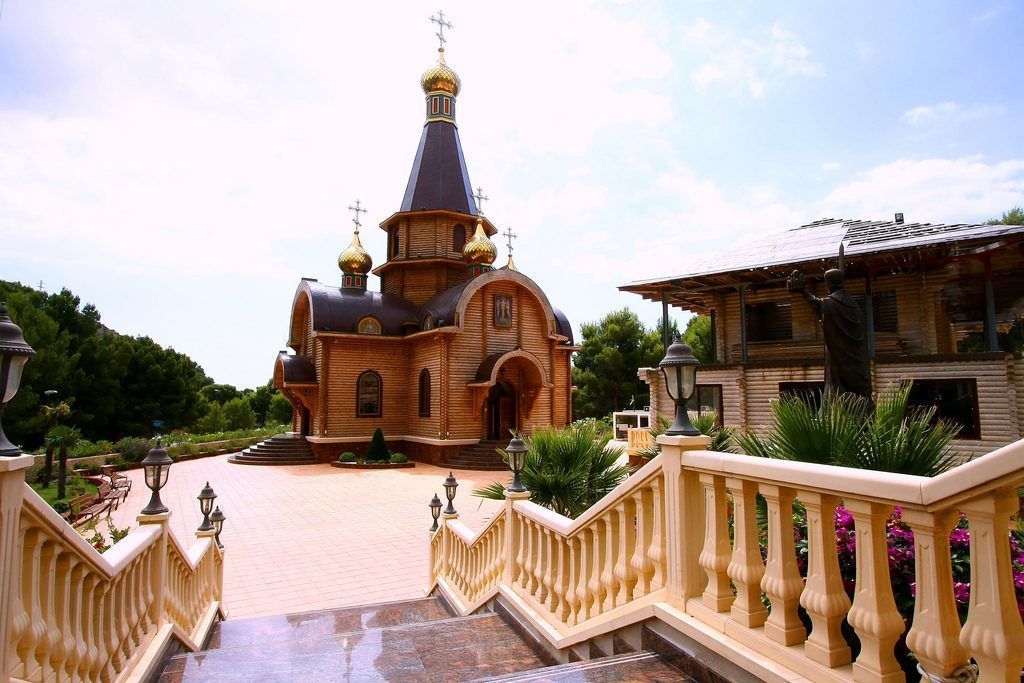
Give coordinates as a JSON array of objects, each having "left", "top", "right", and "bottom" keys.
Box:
[{"left": 106, "top": 455, "right": 505, "bottom": 620}]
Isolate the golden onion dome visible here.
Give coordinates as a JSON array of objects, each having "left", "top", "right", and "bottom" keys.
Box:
[
  {"left": 463, "top": 217, "right": 497, "bottom": 266},
  {"left": 421, "top": 48, "right": 461, "bottom": 97},
  {"left": 338, "top": 231, "right": 373, "bottom": 275}
]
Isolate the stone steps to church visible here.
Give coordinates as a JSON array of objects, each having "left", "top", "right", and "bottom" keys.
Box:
[
  {"left": 227, "top": 436, "right": 316, "bottom": 466},
  {"left": 158, "top": 596, "right": 696, "bottom": 682}
]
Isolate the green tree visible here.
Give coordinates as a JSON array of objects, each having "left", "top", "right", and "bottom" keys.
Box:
[
  {"left": 474, "top": 423, "right": 629, "bottom": 518},
  {"left": 986, "top": 206, "right": 1024, "bottom": 225},
  {"left": 45, "top": 425, "right": 81, "bottom": 500},
  {"left": 267, "top": 393, "right": 294, "bottom": 426},
  {"left": 222, "top": 397, "right": 257, "bottom": 430},
  {"left": 195, "top": 402, "right": 227, "bottom": 434},
  {"left": 200, "top": 383, "right": 241, "bottom": 405},
  {"left": 681, "top": 315, "right": 714, "bottom": 363},
  {"left": 39, "top": 401, "right": 71, "bottom": 486},
  {"left": 246, "top": 382, "right": 278, "bottom": 425},
  {"left": 366, "top": 427, "right": 389, "bottom": 461},
  {"left": 571, "top": 309, "right": 666, "bottom": 419}
]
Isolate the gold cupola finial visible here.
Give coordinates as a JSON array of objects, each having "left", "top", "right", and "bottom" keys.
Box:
[
  {"left": 463, "top": 216, "right": 497, "bottom": 268},
  {"left": 339, "top": 200, "right": 372, "bottom": 289},
  {"left": 421, "top": 47, "right": 461, "bottom": 97}
]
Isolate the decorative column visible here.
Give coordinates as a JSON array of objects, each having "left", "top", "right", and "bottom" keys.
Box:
[
  {"left": 659, "top": 434, "right": 710, "bottom": 606},
  {"left": 727, "top": 478, "right": 767, "bottom": 627},
  {"left": 503, "top": 490, "right": 530, "bottom": 586},
  {"left": 698, "top": 473, "right": 733, "bottom": 612},
  {"left": 759, "top": 483, "right": 805, "bottom": 646},
  {"left": 1, "top": 455, "right": 34, "bottom": 682},
  {"left": 798, "top": 492, "right": 851, "bottom": 667},
  {"left": 137, "top": 511, "right": 170, "bottom": 634}
]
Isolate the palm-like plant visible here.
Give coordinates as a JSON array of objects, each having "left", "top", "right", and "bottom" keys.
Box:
[
  {"left": 736, "top": 384, "right": 961, "bottom": 477},
  {"left": 39, "top": 401, "right": 71, "bottom": 487},
  {"left": 637, "top": 412, "right": 735, "bottom": 461},
  {"left": 45, "top": 425, "right": 82, "bottom": 500},
  {"left": 474, "top": 422, "right": 630, "bottom": 519}
]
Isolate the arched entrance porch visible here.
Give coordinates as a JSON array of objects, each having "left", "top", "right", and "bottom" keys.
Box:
[
  {"left": 486, "top": 380, "right": 517, "bottom": 440},
  {"left": 468, "top": 349, "right": 554, "bottom": 440}
]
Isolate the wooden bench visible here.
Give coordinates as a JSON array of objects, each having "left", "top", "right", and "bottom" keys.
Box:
[
  {"left": 67, "top": 480, "right": 123, "bottom": 526},
  {"left": 100, "top": 466, "right": 131, "bottom": 502}
]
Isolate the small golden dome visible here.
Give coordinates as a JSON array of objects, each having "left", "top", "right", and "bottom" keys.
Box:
[
  {"left": 338, "top": 231, "right": 373, "bottom": 275},
  {"left": 421, "top": 48, "right": 461, "bottom": 96},
  {"left": 463, "top": 217, "right": 497, "bottom": 266}
]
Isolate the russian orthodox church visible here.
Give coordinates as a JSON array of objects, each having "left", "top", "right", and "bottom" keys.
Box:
[{"left": 271, "top": 43, "right": 576, "bottom": 466}]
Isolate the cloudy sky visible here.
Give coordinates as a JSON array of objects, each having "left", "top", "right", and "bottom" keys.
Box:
[{"left": 2, "top": 1, "right": 1022, "bottom": 388}]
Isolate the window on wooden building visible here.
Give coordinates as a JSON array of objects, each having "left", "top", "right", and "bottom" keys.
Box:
[
  {"left": 778, "top": 381, "right": 825, "bottom": 410},
  {"left": 356, "top": 371, "right": 382, "bottom": 417},
  {"left": 746, "top": 301, "right": 792, "bottom": 342},
  {"left": 390, "top": 227, "right": 400, "bottom": 258},
  {"left": 357, "top": 316, "right": 382, "bottom": 335},
  {"left": 907, "top": 378, "right": 980, "bottom": 439},
  {"left": 851, "top": 291, "right": 899, "bottom": 333},
  {"left": 453, "top": 224, "right": 466, "bottom": 253},
  {"left": 686, "top": 384, "right": 723, "bottom": 427},
  {"left": 422, "top": 314, "right": 434, "bottom": 331},
  {"left": 418, "top": 369, "right": 431, "bottom": 417}
]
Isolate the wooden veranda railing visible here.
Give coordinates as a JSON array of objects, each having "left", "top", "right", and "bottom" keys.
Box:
[
  {"left": 428, "top": 434, "right": 1024, "bottom": 683},
  {"left": 1, "top": 455, "right": 224, "bottom": 683}
]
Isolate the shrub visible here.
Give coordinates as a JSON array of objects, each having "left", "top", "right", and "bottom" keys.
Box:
[
  {"left": 114, "top": 437, "right": 152, "bottom": 462},
  {"left": 366, "top": 428, "right": 389, "bottom": 462},
  {"left": 475, "top": 423, "right": 629, "bottom": 518},
  {"left": 223, "top": 397, "right": 257, "bottom": 430},
  {"left": 339, "top": 452, "right": 358, "bottom": 463},
  {"left": 389, "top": 453, "right": 408, "bottom": 464},
  {"left": 52, "top": 500, "right": 70, "bottom": 515}
]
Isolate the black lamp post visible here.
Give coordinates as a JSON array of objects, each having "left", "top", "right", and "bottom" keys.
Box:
[
  {"left": 197, "top": 481, "right": 216, "bottom": 532},
  {"left": 210, "top": 506, "right": 226, "bottom": 548},
  {"left": 0, "top": 304, "right": 36, "bottom": 457},
  {"left": 429, "top": 493, "right": 442, "bottom": 532},
  {"left": 659, "top": 338, "right": 701, "bottom": 436},
  {"left": 140, "top": 441, "right": 173, "bottom": 515},
  {"left": 442, "top": 471, "right": 458, "bottom": 515},
  {"left": 505, "top": 435, "right": 527, "bottom": 493}
]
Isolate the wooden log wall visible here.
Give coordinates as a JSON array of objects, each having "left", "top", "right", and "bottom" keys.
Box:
[
  {"left": 408, "top": 335, "right": 443, "bottom": 438},
  {"left": 320, "top": 337, "right": 411, "bottom": 437}
]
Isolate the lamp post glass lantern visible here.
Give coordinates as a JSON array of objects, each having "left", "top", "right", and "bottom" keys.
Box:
[
  {"left": 505, "top": 435, "right": 527, "bottom": 493},
  {"left": 659, "top": 339, "right": 701, "bottom": 436},
  {"left": 442, "top": 471, "right": 458, "bottom": 515},
  {"left": 0, "top": 303, "right": 37, "bottom": 457},
  {"left": 429, "top": 493, "right": 442, "bottom": 532},
  {"left": 140, "top": 442, "right": 173, "bottom": 515},
  {"left": 197, "top": 481, "right": 216, "bottom": 532},
  {"left": 210, "top": 506, "right": 226, "bottom": 548}
]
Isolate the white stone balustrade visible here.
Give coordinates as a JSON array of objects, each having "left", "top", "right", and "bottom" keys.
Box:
[
  {"left": 1, "top": 455, "right": 225, "bottom": 683},
  {"left": 427, "top": 434, "right": 1024, "bottom": 682}
]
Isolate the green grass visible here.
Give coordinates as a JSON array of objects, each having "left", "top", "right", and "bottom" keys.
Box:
[{"left": 31, "top": 480, "right": 97, "bottom": 507}]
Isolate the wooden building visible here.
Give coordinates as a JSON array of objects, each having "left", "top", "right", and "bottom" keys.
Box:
[
  {"left": 621, "top": 216, "right": 1024, "bottom": 459},
  {"left": 272, "top": 46, "right": 576, "bottom": 466}
]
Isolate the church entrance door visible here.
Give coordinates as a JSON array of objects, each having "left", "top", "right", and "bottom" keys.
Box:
[
  {"left": 487, "top": 380, "right": 517, "bottom": 440},
  {"left": 299, "top": 408, "right": 311, "bottom": 437}
]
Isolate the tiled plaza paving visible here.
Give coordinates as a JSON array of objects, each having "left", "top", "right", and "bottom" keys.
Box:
[{"left": 107, "top": 454, "right": 504, "bottom": 619}]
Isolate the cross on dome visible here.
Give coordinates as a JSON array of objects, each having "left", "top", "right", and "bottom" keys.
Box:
[
  {"left": 502, "top": 226, "right": 518, "bottom": 254},
  {"left": 429, "top": 10, "right": 453, "bottom": 49},
  {"left": 347, "top": 199, "right": 367, "bottom": 233},
  {"left": 472, "top": 186, "right": 489, "bottom": 214}
]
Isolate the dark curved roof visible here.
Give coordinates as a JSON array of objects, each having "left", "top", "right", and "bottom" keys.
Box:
[
  {"left": 553, "top": 308, "right": 574, "bottom": 345},
  {"left": 277, "top": 353, "right": 316, "bottom": 383},
  {"left": 400, "top": 122, "right": 478, "bottom": 214},
  {"left": 304, "top": 281, "right": 420, "bottom": 335},
  {"left": 419, "top": 281, "right": 470, "bottom": 326}
]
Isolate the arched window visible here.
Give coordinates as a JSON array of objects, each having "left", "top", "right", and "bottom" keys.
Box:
[
  {"left": 453, "top": 224, "right": 466, "bottom": 253},
  {"left": 357, "top": 371, "right": 381, "bottom": 417},
  {"left": 418, "top": 369, "right": 431, "bottom": 417},
  {"left": 357, "top": 316, "right": 382, "bottom": 335},
  {"left": 422, "top": 314, "right": 434, "bottom": 331}
]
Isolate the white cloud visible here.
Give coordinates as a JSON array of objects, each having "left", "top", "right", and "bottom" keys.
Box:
[
  {"left": 902, "top": 101, "right": 1004, "bottom": 126},
  {"left": 972, "top": 3, "right": 1010, "bottom": 23},
  {"left": 682, "top": 19, "right": 822, "bottom": 97},
  {"left": 822, "top": 161, "right": 842, "bottom": 171},
  {"left": 817, "top": 157, "right": 1024, "bottom": 223}
]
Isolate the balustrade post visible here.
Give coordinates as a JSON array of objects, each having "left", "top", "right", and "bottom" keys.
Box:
[
  {"left": 658, "top": 435, "right": 709, "bottom": 606},
  {"left": 698, "top": 473, "right": 734, "bottom": 612},
  {"left": 959, "top": 489, "right": 1024, "bottom": 683},
  {"left": 902, "top": 508, "right": 970, "bottom": 680},
  {"left": 503, "top": 491, "right": 530, "bottom": 587},
  {"left": 726, "top": 478, "right": 767, "bottom": 628},
  {"left": 798, "top": 491, "right": 851, "bottom": 667},
  {"left": 845, "top": 499, "right": 903, "bottom": 683},
  {"left": 759, "top": 483, "right": 805, "bottom": 646},
  {"left": 195, "top": 527, "right": 218, "bottom": 610},
  {"left": 137, "top": 511, "right": 171, "bottom": 633},
  {"left": 0, "top": 454, "right": 33, "bottom": 683}
]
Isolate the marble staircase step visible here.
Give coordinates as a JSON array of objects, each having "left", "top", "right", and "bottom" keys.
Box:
[
  {"left": 160, "top": 611, "right": 546, "bottom": 682},
  {"left": 478, "top": 652, "right": 694, "bottom": 682}
]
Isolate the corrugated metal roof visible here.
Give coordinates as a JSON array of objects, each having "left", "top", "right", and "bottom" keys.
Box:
[{"left": 624, "top": 218, "right": 1024, "bottom": 287}]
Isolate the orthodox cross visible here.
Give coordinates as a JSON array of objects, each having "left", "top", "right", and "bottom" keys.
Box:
[
  {"left": 472, "top": 185, "right": 489, "bottom": 214},
  {"left": 347, "top": 199, "right": 367, "bottom": 233},
  {"left": 429, "top": 10, "right": 453, "bottom": 49},
  {"left": 502, "top": 226, "right": 518, "bottom": 254}
]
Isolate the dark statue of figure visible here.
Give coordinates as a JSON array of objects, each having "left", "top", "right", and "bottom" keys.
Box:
[{"left": 787, "top": 268, "right": 873, "bottom": 399}]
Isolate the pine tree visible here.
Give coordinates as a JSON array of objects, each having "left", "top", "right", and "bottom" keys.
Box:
[{"left": 366, "top": 427, "right": 389, "bottom": 461}]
